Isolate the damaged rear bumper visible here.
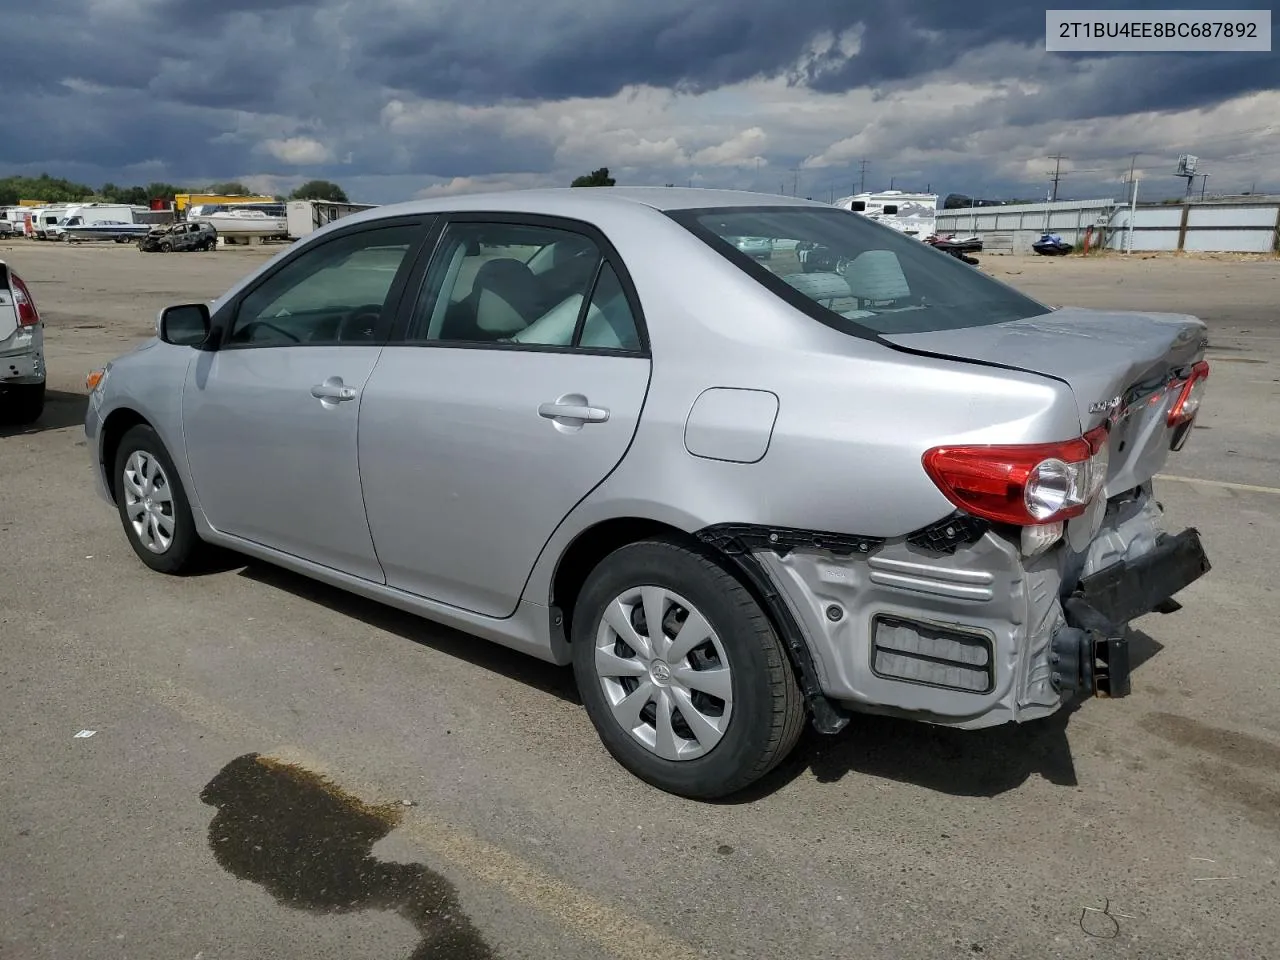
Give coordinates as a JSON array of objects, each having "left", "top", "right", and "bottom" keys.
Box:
[
  {"left": 1051, "top": 527, "right": 1211, "bottom": 700},
  {"left": 700, "top": 491, "right": 1211, "bottom": 732}
]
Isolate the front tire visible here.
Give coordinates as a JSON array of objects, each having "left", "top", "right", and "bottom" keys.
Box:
[
  {"left": 112, "top": 424, "right": 209, "bottom": 574},
  {"left": 571, "top": 540, "right": 805, "bottom": 800}
]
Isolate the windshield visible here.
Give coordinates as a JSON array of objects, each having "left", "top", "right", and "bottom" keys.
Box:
[{"left": 670, "top": 206, "right": 1048, "bottom": 336}]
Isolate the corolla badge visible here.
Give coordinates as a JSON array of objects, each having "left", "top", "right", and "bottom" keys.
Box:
[{"left": 1090, "top": 396, "right": 1123, "bottom": 415}]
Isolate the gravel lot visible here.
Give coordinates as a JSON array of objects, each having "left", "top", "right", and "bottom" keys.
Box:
[{"left": 2, "top": 239, "right": 1278, "bottom": 960}]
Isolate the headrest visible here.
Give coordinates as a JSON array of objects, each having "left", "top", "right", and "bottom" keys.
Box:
[{"left": 843, "top": 250, "right": 910, "bottom": 302}]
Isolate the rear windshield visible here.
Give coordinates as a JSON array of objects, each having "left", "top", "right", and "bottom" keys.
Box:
[{"left": 669, "top": 207, "right": 1048, "bottom": 336}]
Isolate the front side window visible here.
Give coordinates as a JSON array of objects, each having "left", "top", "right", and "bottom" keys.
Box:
[
  {"left": 227, "top": 223, "right": 420, "bottom": 346},
  {"left": 408, "top": 220, "right": 641, "bottom": 351},
  {"left": 670, "top": 207, "right": 1047, "bottom": 336}
]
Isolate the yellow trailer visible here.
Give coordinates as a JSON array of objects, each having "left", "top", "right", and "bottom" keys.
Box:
[{"left": 174, "top": 193, "right": 277, "bottom": 213}]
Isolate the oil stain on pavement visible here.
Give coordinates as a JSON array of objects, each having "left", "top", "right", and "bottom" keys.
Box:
[{"left": 200, "top": 753, "right": 496, "bottom": 959}]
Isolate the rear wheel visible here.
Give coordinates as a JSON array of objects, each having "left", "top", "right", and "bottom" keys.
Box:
[
  {"left": 0, "top": 381, "right": 45, "bottom": 425},
  {"left": 112, "top": 424, "right": 210, "bottom": 574},
  {"left": 571, "top": 540, "right": 805, "bottom": 800}
]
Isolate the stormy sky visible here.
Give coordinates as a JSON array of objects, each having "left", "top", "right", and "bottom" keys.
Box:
[{"left": 6, "top": 0, "right": 1278, "bottom": 203}]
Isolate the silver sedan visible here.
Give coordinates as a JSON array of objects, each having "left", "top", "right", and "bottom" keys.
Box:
[{"left": 85, "top": 188, "right": 1212, "bottom": 798}]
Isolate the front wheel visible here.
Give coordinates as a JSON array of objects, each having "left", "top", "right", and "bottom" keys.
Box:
[
  {"left": 571, "top": 540, "right": 806, "bottom": 800},
  {"left": 112, "top": 424, "right": 210, "bottom": 574}
]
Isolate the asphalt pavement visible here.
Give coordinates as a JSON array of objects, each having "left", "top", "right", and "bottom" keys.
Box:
[{"left": 2, "top": 242, "right": 1278, "bottom": 959}]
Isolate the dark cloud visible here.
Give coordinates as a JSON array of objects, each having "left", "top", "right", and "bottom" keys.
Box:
[{"left": 0, "top": 0, "right": 1275, "bottom": 200}]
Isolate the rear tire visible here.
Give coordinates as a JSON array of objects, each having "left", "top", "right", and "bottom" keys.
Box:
[
  {"left": 112, "top": 424, "right": 210, "bottom": 575},
  {"left": 571, "top": 539, "right": 805, "bottom": 800},
  {"left": 0, "top": 381, "right": 45, "bottom": 425}
]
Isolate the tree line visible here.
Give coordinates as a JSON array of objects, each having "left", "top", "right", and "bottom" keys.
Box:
[{"left": 0, "top": 173, "right": 350, "bottom": 207}]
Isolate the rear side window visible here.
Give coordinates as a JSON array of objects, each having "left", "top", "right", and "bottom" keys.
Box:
[{"left": 669, "top": 207, "right": 1047, "bottom": 336}]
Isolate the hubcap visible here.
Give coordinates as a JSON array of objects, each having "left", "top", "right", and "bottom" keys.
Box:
[
  {"left": 122, "top": 450, "right": 175, "bottom": 554},
  {"left": 594, "top": 586, "right": 734, "bottom": 762}
]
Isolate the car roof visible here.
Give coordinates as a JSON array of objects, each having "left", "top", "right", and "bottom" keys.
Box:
[{"left": 346, "top": 186, "right": 831, "bottom": 221}]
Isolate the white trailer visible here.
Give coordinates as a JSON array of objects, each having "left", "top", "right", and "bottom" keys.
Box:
[
  {"left": 832, "top": 190, "right": 939, "bottom": 238},
  {"left": 287, "top": 199, "right": 378, "bottom": 240},
  {"left": 31, "top": 204, "right": 70, "bottom": 240}
]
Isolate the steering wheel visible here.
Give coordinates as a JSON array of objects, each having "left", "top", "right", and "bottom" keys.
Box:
[{"left": 337, "top": 303, "right": 386, "bottom": 341}]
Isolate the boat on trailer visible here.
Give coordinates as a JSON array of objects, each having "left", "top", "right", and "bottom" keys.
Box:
[{"left": 60, "top": 220, "right": 152, "bottom": 242}]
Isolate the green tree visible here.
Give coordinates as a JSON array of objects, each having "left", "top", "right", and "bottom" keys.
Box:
[
  {"left": 101, "top": 183, "right": 151, "bottom": 205},
  {"left": 289, "top": 179, "right": 349, "bottom": 203},
  {"left": 0, "top": 173, "right": 95, "bottom": 205},
  {"left": 571, "top": 167, "right": 616, "bottom": 187}
]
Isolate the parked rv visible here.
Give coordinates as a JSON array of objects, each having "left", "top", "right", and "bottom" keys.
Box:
[
  {"left": 286, "top": 199, "right": 379, "bottom": 239},
  {"left": 833, "top": 190, "right": 939, "bottom": 239},
  {"left": 31, "top": 205, "right": 69, "bottom": 240}
]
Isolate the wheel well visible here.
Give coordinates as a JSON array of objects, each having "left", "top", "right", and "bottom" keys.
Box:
[
  {"left": 100, "top": 408, "right": 151, "bottom": 499},
  {"left": 551, "top": 518, "right": 697, "bottom": 639}
]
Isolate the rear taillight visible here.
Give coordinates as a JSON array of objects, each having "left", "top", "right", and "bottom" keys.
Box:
[
  {"left": 1167, "top": 360, "right": 1209, "bottom": 427},
  {"left": 11, "top": 274, "right": 40, "bottom": 327},
  {"left": 922, "top": 426, "right": 1110, "bottom": 527}
]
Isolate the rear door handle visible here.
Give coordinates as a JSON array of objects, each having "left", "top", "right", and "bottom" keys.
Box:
[
  {"left": 311, "top": 377, "right": 357, "bottom": 402},
  {"left": 538, "top": 401, "right": 609, "bottom": 423}
]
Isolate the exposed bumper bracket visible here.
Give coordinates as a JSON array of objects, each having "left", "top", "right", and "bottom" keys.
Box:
[
  {"left": 696, "top": 526, "right": 851, "bottom": 734},
  {"left": 1053, "top": 527, "right": 1210, "bottom": 700}
]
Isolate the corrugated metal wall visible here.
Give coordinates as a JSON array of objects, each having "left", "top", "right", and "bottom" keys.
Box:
[
  {"left": 935, "top": 198, "right": 1280, "bottom": 254},
  {"left": 1106, "top": 201, "right": 1280, "bottom": 253}
]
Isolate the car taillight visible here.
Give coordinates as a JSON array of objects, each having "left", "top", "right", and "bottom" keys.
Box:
[
  {"left": 922, "top": 426, "right": 1110, "bottom": 526},
  {"left": 11, "top": 274, "right": 40, "bottom": 327},
  {"left": 1167, "top": 360, "right": 1209, "bottom": 427}
]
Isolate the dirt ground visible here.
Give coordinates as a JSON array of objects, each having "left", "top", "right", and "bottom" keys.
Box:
[{"left": 2, "top": 237, "right": 1279, "bottom": 960}]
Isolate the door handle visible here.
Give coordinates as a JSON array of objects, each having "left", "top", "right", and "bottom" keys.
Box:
[
  {"left": 311, "top": 378, "right": 357, "bottom": 402},
  {"left": 538, "top": 401, "right": 609, "bottom": 423}
]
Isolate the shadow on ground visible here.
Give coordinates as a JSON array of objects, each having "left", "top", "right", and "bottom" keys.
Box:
[
  {"left": 237, "top": 562, "right": 582, "bottom": 705},
  {"left": 232, "top": 557, "right": 1168, "bottom": 803},
  {"left": 0, "top": 389, "right": 87, "bottom": 437}
]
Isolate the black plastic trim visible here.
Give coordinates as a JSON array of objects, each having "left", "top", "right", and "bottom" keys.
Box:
[
  {"left": 694, "top": 525, "right": 852, "bottom": 734},
  {"left": 905, "top": 512, "right": 990, "bottom": 554},
  {"left": 1073, "top": 527, "right": 1210, "bottom": 626},
  {"left": 1057, "top": 526, "right": 1211, "bottom": 700},
  {"left": 698, "top": 522, "right": 885, "bottom": 559}
]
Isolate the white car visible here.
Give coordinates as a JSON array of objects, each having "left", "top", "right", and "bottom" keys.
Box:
[{"left": 0, "top": 260, "right": 46, "bottom": 424}]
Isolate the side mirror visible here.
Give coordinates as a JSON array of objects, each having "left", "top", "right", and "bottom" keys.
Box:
[{"left": 158, "top": 303, "right": 212, "bottom": 346}]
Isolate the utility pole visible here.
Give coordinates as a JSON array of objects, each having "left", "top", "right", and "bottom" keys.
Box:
[
  {"left": 1048, "top": 154, "right": 1067, "bottom": 202},
  {"left": 1200, "top": 174, "right": 1209, "bottom": 200},
  {"left": 1127, "top": 175, "right": 1139, "bottom": 254},
  {"left": 858, "top": 159, "right": 869, "bottom": 194},
  {"left": 1126, "top": 152, "right": 1138, "bottom": 186},
  {"left": 890, "top": 176, "right": 896, "bottom": 190}
]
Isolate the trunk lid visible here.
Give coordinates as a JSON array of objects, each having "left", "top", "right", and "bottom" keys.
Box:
[
  {"left": 881, "top": 307, "right": 1209, "bottom": 492},
  {"left": 0, "top": 261, "right": 18, "bottom": 342}
]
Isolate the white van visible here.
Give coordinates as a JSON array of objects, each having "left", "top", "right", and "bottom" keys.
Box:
[{"left": 31, "top": 205, "right": 69, "bottom": 240}]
